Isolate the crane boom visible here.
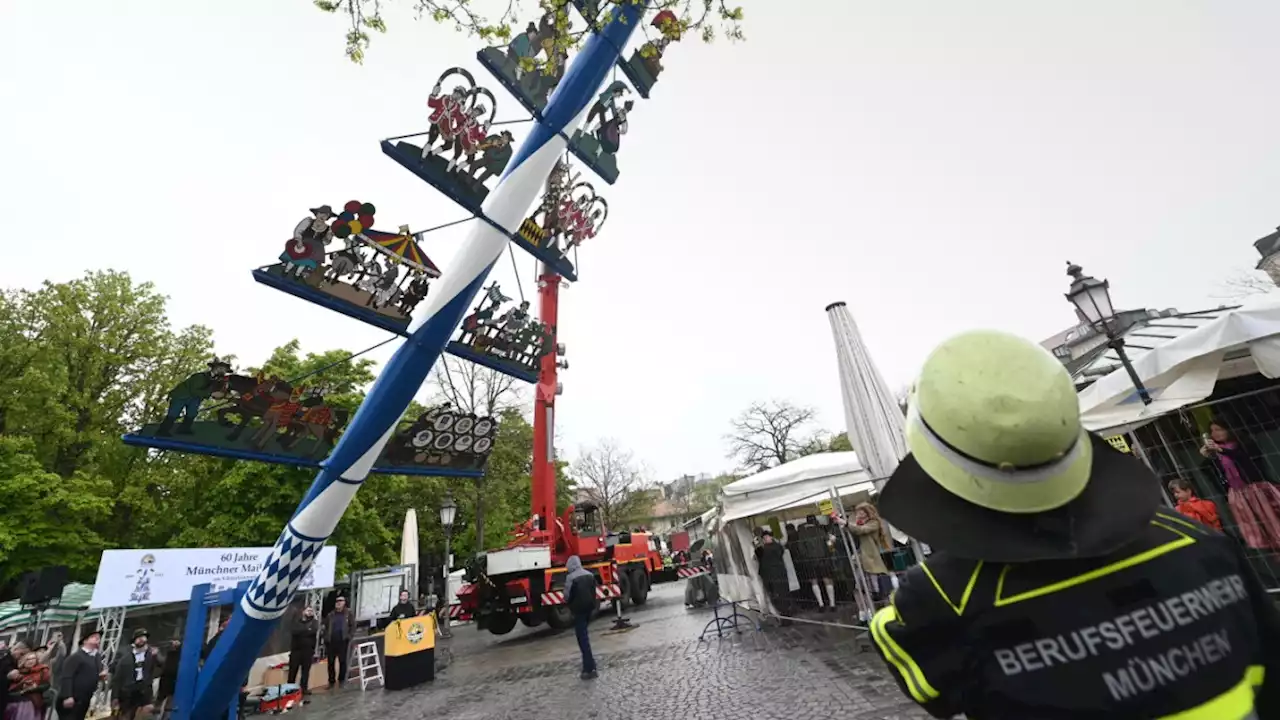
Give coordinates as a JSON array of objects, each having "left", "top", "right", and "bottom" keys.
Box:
[{"left": 532, "top": 265, "right": 561, "bottom": 536}]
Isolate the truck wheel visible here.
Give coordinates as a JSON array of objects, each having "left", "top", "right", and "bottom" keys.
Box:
[
  {"left": 519, "top": 612, "right": 545, "bottom": 628},
  {"left": 545, "top": 605, "right": 573, "bottom": 630},
  {"left": 617, "top": 568, "right": 633, "bottom": 608},
  {"left": 486, "top": 612, "right": 517, "bottom": 635},
  {"left": 630, "top": 569, "right": 650, "bottom": 606}
]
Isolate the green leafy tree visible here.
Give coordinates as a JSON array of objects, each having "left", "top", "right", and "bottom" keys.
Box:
[
  {"left": 0, "top": 437, "right": 112, "bottom": 583},
  {"left": 313, "top": 0, "right": 745, "bottom": 65},
  {"left": 686, "top": 472, "right": 737, "bottom": 515}
]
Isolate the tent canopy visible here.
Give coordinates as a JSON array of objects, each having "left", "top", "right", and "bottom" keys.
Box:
[
  {"left": 0, "top": 583, "right": 100, "bottom": 633},
  {"left": 1079, "top": 300, "right": 1280, "bottom": 433},
  {"left": 720, "top": 452, "right": 875, "bottom": 522}
]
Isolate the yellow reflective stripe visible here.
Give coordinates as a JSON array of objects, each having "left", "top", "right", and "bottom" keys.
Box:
[
  {"left": 995, "top": 521, "right": 1195, "bottom": 607},
  {"left": 920, "top": 560, "right": 984, "bottom": 616},
  {"left": 1248, "top": 664, "right": 1265, "bottom": 687},
  {"left": 869, "top": 604, "right": 940, "bottom": 704},
  {"left": 1158, "top": 666, "right": 1263, "bottom": 719},
  {"left": 1155, "top": 510, "right": 1212, "bottom": 536}
]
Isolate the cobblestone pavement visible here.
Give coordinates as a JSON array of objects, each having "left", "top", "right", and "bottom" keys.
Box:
[{"left": 297, "top": 582, "right": 930, "bottom": 720}]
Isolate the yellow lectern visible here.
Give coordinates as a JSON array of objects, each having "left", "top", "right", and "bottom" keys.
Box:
[{"left": 383, "top": 614, "right": 436, "bottom": 690}]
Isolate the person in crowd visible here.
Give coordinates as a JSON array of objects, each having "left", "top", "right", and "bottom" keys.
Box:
[
  {"left": 323, "top": 596, "right": 354, "bottom": 690},
  {"left": 1169, "top": 477, "right": 1223, "bottom": 531},
  {"left": 871, "top": 329, "right": 1280, "bottom": 719},
  {"left": 0, "top": 640, "right": 27, "bottom": 718},
  {"left": 288, "top": 606, "right": 319, "bottom": 696},
  {"left": 111, "top": 629, "right": 159, "bottom": 720},
  {"left": 754, "top": 528, "right": 793, "bottom": 621},
  {"left": 796, "top": 516, "right": 837, "bottom": 612},
  {"left": 851, "top": 503, "right": 894, "bottom": 608},
  {"left": 154, "top": 639, "right": 181, "bottom": 716},
  {"left": 1201, "top": 420, "right": 1280, "bottom": 549},
  {"left": 5, "top": 649, "right": 51, "bottom": 720},
  {"left": 39, "top": 632, "right": 66, "bottom": 682},
  {"left": 388, "top": 589, "right": 417, "bottom": 622},
  {"left": 201, "top": 617, "right": 229, "bottom": 662},
  {"left": 562, "top": 555, "right": 598, "bottom": 680},
  {"left": 57, "top": 631, "right": 105, "bottom": 720}
]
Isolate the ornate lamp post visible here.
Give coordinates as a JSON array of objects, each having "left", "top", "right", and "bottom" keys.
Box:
[
  {"left": 439, "top": 492, "right": 457, "bottom": 637},
  {"left": 1064, "top": 261, "right": 1152, "bottom": 406}
]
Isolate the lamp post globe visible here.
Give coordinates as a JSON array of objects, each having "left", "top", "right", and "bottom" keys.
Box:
[
  {"left": 1061, "top": 261, "right": 1152, "bottom": 406},
  {"left": 439, "top": 492, "right": 457, "bottom": 529},
  {"left": 438, "top": 492, "right": 457, "bottom": 638},
  {"left": 1065, "top": 261, "right": 1115, "bottom": 330}
]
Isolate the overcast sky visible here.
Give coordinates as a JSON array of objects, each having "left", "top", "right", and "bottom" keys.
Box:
[{"left": 2, "top": 1, "right": 1277, "bottom": 482}]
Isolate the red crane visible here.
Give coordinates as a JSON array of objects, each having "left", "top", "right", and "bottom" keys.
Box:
[{"left": 449, "top": 265, "right": 663, "bottom": 635}]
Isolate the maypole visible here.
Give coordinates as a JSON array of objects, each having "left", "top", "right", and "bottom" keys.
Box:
[{"left": 189, "top": 6, "right": 644, "bottom": 713}]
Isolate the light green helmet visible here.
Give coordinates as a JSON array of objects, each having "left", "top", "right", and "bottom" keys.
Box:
[{"left": 904, "top": 329, "right": 1091, "bottom": 514}]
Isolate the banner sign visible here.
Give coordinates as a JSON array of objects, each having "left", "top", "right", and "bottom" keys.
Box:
[{"left": 89, "top": 546, "right": 337, "bottom": 609}]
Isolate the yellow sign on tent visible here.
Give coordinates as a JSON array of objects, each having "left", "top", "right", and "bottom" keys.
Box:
[
  {"left": 818, "top": 498, "right": 834, "bottom": 515},
  {"left": 1105, "top": 435, "right": 1131, "bottom": 454}
]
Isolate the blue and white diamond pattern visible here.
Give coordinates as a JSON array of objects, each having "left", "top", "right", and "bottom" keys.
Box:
[{"left": 241, "top": 526, "right": 324, "bottom": 619}]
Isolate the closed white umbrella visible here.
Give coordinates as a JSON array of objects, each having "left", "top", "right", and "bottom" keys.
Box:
[
  {"left": 826, "top": 301, "right": 913, "bottom": 547},
  {"left": 401, "top": 509, "right": 420, "bottom": 590}
]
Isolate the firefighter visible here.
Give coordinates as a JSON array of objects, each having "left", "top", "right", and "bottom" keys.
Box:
[{"left": 870, "top": 329, "right": 1280, "bottom": 719}]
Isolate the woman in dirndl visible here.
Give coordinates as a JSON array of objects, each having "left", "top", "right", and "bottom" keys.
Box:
[
  {"left": 1201, "top": 420, "right": 1280, "bottom": 549},
  {"left": 4, "top": 651, "right": 51, "bottom": 720}
]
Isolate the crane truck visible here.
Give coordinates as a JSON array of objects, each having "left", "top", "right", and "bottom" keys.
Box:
[{"left": 447, "top": 267, "right": 664, "bottom": 635}]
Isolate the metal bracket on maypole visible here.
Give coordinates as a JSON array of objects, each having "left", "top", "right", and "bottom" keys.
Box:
[{"left": 188, "top": 4, "right": 645, "bottom": 715}]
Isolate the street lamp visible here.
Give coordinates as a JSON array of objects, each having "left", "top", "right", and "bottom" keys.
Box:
[
  {"left": 1064, "top": 261, "right": 1152, "bottom": 406},
  {"left": 439, "top": 492, "right": 457, "bottom": 637}
]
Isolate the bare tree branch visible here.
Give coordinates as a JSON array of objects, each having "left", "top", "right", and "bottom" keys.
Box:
[
  {"left": 1212, "top": 270, "right": 1277, "bottom": 301},
  {"left": 724, "top": 400, "right": 816, "bottom": 472},
  {"left": 571, "top": 438, "right": 647, "bottom": 529},
  {"left": 428, "top": 355, "right": 522, "bottom": 417}
]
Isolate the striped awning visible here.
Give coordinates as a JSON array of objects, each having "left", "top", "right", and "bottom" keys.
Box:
[
  {"left": 361, "top": 229, "right": 442, "bottom": 277},
  {"left": 0, "top": 583, "right": 101, "bottom": 632}
]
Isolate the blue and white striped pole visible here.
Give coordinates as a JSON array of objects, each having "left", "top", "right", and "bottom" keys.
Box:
[{"left": 190, "top": 5, "right": 644, "bottom": 713}]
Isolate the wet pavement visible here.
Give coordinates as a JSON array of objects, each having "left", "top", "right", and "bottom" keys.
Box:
[{"left": 296, "top": 582, "right": 930, "bottom": 720}]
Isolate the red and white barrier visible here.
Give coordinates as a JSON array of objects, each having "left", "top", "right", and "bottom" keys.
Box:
[
  {"left": 540, "top": 584, "right": 621, "bottom": 605},
  {"left": 677, "top": 566, "right": 709, "bottom": 578}
]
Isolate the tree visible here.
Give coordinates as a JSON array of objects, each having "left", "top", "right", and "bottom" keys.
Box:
[
  {"left": 0, "top": 437, "right": 113, "bottom": 584},
  {"left": 686, "top": 473, "right": 736, "bottom": 515},
  {"left": 800, "top": 431, "right": 852, "bottom": 457},
  {"left": 570, "top": 439, "right": 646, "bottom": 529},
  {"left": 314, "top": 0, "right": 745, "bottom": 65},
  {"left": 724, "top": 400, "right": 817, "bottom": 472},
  {"left": 428, "top": 356, "right": 524, "bottom": 549},
  {"left": 1215, "top": 271, "right": 1276, "bottom": 300}
]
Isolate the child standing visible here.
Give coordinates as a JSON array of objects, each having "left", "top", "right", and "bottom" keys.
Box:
[{"left": 1169, "top": 478, "right": 1223, "bottom": 531}]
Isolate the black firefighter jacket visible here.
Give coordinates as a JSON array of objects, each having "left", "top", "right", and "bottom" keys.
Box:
[{"left": 870, "top": 509, "right": 1280, "bottom": 719}]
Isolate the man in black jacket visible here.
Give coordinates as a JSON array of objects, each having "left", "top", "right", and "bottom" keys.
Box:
[
  {"left": 112, "top": 629, "right": 160, "bottom": 720},
  {"left": 57, "top": 631, "right": 105, "bottom": 720},
  {"left": 563, "top": 555, "right": 598, "bottom": 680},
  {"left": 288, "top": 606, "right": 319, "bottom": 695},
  {"left": 872, "top": 330, "right": 1280, "bottom": 719},
  {"left": 388, "top": 589, "right": 417, "bottom": 622},
  {"left": 322, "top": 597, "right": 355, "bottom": 689}
]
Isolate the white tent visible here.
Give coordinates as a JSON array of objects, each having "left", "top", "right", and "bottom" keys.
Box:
[
  {"left": 1079, "top": 300, "right": 1280, "bottom": 433},
  {"left": 720, "top": 452, "right": 875, "bottom": 523},
  {"left": 715, "top": 453, "right": 876, "bottom": 611}
]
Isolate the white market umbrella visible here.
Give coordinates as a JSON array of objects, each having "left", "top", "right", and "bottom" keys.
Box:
[
  {"left": 401, "top": 509, "right": 420, "bottom": 589},
  {"left": 826, "top": 301, "right": 911, "bottom": 544}
]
